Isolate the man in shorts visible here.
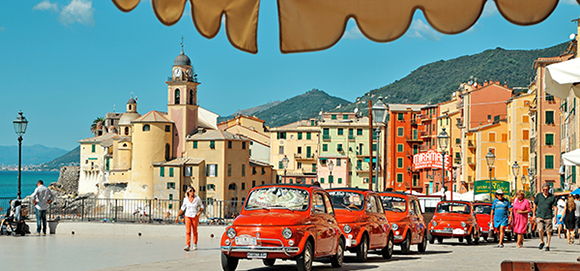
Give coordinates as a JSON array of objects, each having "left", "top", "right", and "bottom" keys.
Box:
[{"left": 533, "top": 184, "right": 557, "bottom": 251}]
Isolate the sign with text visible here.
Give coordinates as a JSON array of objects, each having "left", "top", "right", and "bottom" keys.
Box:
[
  {"left": 474, "top": 180, "right": 511, "bottom": 195},
  {"left": 412, "top": 150, "right": 450, "bottom": 170}
]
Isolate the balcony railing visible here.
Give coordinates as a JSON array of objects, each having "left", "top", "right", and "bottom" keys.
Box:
[
  {"left": 323, "top": 134, "right": 331, "bottom": 140},
  {"left": 468, "top": 140, "right": 476, "bottom": 149},
  {"left": 467, "top": 157, "right": 476, "bottom": 166}
]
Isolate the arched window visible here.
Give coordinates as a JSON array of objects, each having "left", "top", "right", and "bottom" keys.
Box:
[
  {"left": 129, "top": 105, "right": 132, "bottom": 110},
  {"left": 124, "top": 127, "right": 129, "bottom": 136},
  {"left": 175, "top": 89, "right": 180, "bottom": 104},
  {"left": 165, "top": 143, "right": 171, "bottom": 161},
  {"left": 143, "top": 124, "right": 150, "bottom": 131},
  {"left": 189, "top": 89, "right": 194, "bottom": 105}
]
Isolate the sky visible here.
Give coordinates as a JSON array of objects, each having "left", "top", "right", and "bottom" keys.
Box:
[{"left": 1, "top": 1, "right": 580, "bottom": 151}]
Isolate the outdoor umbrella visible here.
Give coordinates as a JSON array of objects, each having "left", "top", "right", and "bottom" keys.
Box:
[
  {"left": 112, "top": 0, "right": 562, "bottom": 53},
  {"left": 571, "top": 188, "right": 580, "bottom": 195},
  {"left": 545, "top": 57, "right": 580, "bottom": 100},
  {"left": 562, "top": 148, "right": 580, "bottom": 166}
]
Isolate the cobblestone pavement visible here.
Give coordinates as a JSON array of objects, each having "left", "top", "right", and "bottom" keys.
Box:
[{"left": 2, "top": 232, "right": 579, "bottom": 271}]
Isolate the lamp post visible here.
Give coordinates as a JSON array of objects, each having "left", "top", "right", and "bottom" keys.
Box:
[
  {"left": 437, "top": 128, "right": 450, "bottom": 199},
  {"left": 371, "top": 97, "right": 388, "bottom": 191},
  {"left": 512, "top": 161, "right": 520, "bottom": 195},
  {"left": 328, "top": 160, "right": 334, "bottom": 188},
  {"left": 486, "top": 150, "right": 496, "bottom": 203},
  {"left": 13, "top": 111, "right": 28, "bottom": 200},
  {"left": 282, "top": 155, "right": 289, "bottom": 183}
]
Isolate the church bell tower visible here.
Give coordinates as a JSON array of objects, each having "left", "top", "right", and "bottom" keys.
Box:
[{"left": 167, "top": 41, "right": 200, "bottom": 158}]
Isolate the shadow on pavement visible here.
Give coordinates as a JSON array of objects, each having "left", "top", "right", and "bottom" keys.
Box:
[
  {"left": 239, "top": 262, "right": 379, "bottom": 271},
  {"left": 392, "top": 250, "right": 452, "bottom": 256}
]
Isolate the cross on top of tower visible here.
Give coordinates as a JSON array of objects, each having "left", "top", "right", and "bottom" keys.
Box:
[{"left": 180, "top": 36, "right": 184, "bottom": 54}]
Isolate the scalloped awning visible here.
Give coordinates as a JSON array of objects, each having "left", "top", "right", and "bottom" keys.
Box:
[{"left": 112, "top": 0, "right": 563, "bottom": 54}]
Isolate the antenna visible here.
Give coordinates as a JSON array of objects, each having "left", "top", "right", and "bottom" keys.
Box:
[{"left": 113, "top": 104, "right": 116, "bottom": 112}]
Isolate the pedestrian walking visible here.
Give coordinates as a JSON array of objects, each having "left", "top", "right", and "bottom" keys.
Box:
[
  {"left": 556, "top": 196, "right": 566, "bottom": 238},
  {"left": 176, "top": 186, "right": 204, "bottom": 251},
  {"left": 561, "top": 196, "right": 576, "bottom": 244},
  {"left": 490, "top": 189, "right": 512, "bottom": 248},
  {"left": 512, "top": 190, "right": 531, "bottom": 248},
  {"left": 533, "top": 183, "right": 558, "bottom": 251},
  {"left": 574, "top": 194, "right": 580, "bottom": 241},
  {"left": 30, "top": 180, "right": 55, "bottom": 235}
]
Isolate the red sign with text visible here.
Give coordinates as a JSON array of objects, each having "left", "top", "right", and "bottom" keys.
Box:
[{"left": 413, "top": 150, "right": 451, "bottom": 170}]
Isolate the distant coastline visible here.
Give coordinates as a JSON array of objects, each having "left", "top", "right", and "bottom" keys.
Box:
[{"left": 0, "top": 166, "right": 62, "bottom": 172}]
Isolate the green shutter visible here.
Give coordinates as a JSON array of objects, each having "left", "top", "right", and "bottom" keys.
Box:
[
  {"left": 279, "top": 161, "right": 283, "bottom": 169},
  {"left": 91, "top": 144, "right": 95, "bottom": 153},
  {"left": 169, "top": 168, "right": 174, "bottom": 177},
  {"left": 329, "top": 175, "right": 334, "bottom": 183},
  {"left": 306, "top": 146, "right": 312, "bottom": 158},
  {"left": 307, "top": 132, "right": 311, "bottom": 140},
  {"left": 338, "top": 128, "right": 343, "bottom": 135},
  {"left": 343, "top": 114, "right": 348, "bottom": 120},
  {"left": 545, "top": 155, "right": 554, "bottom": 169},
  {"left": 210, "top": 141, "right": 215, "bottom": 148},
  {"left": 397, "top": 158, "right": 403, "bottom": 168},
  {"left": 546, "top": 134, "right": 554, "bottom": 145},
  {"left": 323, "top": 144, "right": 328, "bottom": 152},
  {"left": 331, "top": 115, "right": 337, "bottom": 120},
  {"left": 357, "top": 129, "right": 363, "bottom": 136},
  {"left": 320, "top": 178, "right": 325, "bottom": 183},
  {"left": 298, "top": 132, "right": 303, "bottom": 140},
  {"left": 160, "top": 166, "right": 165, "bottom": 177},
  {"left": 338, "top": 178, "right": 342, "bottom": 184},
  {"left": 193, "top": 141, "right": 197, "bottom": 149}
]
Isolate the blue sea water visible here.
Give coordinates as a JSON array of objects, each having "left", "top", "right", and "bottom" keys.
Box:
[{"left": 0, "top": 171, "right": 59, "bottom": 198}]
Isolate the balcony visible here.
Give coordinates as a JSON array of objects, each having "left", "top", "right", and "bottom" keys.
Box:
[
  {"left": 295, "top": 154, "right": 316, "bottom": 161},
  {"left": 322, "top": 134, "right": 331, "bottom": 141},
  {"left": 467, "top": 157, "right": 476, "bottom": 167},
  {"left": 420, "top": 131, "right": 429, "bottom": 138},
  {"left": 411, "top": 119, "right": 417, "bottom": 126},
  {"left": 467, "top": 140, "right": 476, "bottom": 150},
  {"left": 406, "top": 136, "right": 422, "bottom": 143},
  {"left": 454, "top": 158, "right": 461, "bottom": 165},
  {"left": 348, "top": 135, "right": 355, "bottom": 141}
]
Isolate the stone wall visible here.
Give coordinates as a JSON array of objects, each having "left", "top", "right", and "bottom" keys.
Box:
[{"left": 49, "top": 166, "right": 80, "bottom": 197}]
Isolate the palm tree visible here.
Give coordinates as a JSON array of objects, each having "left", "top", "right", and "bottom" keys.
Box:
[{"left": 90, "top": 117, "right": 106, "bottom": 136}]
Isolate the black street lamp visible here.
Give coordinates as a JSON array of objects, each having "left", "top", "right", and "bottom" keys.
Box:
[
  {"left": 512, "top": 161, "right": 520, "bottom": 195},
  {"left": 328, "top": 160, "right": 334, "bottom": 188},
  {"left": 282, "top": 155, "right": 289, "bottom": 183},
  {"left": 371, "top": 96, "right": 388, "bottom": 191},
  {"left": 486, "top": 150, "right": 496, "bottom": 203},
  {"left": 437, "top": 128, "right": 450, "bottom": 199},
  {"left": 13, "top": 111, "right": 28, "bottom": 199}
]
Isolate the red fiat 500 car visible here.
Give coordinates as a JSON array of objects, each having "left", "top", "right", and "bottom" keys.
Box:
[
  {"left": 428, "top": 201, "right": 480, "bottom": 245},
  {"left": 473, "top": 202, "right": 514, "bottom": 243},
  {"left": 220, "top": 184, "right": 345, "bottom": 271},
  {"left": 327, "top": 188, "right": 394, "bottom": 262},
  {"left": 379, "top": 192, "right": 428, "bottom": 253}
]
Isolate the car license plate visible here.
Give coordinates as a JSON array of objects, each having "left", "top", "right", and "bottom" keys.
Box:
[
  {"left": 247, "top": 252, "right": 267, "bottom": 259},
  {"left": 235, "top": 235, "right": 257, "bottom": 246},
  {"left": 444, "top": 227, "right": 453, "bottom": 232},
  {"left": 453, "top": 228, "right": 465, "bottom": 235}
]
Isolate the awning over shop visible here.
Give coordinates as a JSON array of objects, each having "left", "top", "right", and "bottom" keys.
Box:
[
  {"left": 546, "top": 57, "right": 580, "bottom": 100},
  {"left": 112, "top": 0, "right": 561, "bottom": 54},
  {"left": 562, "top": 148, "right": 580, "bottom": 166}
]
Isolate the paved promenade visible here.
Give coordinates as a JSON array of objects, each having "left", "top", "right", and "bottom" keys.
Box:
[{"left": 1, "top": 222, "right": 579, "bottom": 271}]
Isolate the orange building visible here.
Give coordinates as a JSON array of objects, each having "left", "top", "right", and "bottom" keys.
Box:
[{"left": 385, "top": 104, "right": 424, "bottom": 192}]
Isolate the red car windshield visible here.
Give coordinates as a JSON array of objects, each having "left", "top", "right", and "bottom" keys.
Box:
[
  {"left": 245, "top": 187, "right": 310, "bottom": 211},
  {"left": 474, "top": 205, "right": 492, "bottom": 215},
  {"left": 328, "top": 191, "right": 364, "bottom": 211},
  {"left": 380, "top": 195, "right": 407, "bottom": 212},
  {"left": 436, "top": 202, "right": 471, "bottom": 214}
]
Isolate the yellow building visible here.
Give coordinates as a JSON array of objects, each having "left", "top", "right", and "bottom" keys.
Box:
[
  {"left": 465, "top": 120, "right": 509, "bottom": 194},
  {"left": 270, "top": 119, "right": 320, "bottom": 184},
  {"left": 506, "top": 93, "right": 533, "bottom": 192},
  {"left": 78, "top": 47, "right": 274, "bottom": 213},
  {"left": 219, "top": 115, "right": 271, "bottom": 164}
]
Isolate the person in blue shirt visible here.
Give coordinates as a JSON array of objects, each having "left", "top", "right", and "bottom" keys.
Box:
[{"left": 490, "top": 189, "right": 512, "bottom": 248}]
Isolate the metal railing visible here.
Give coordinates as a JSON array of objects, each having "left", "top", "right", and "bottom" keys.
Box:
[{"left": 0, "top": 197, "right": 244, "bottom": 225}]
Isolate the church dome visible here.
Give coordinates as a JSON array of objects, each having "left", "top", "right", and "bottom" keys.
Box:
[
  {"left": 174, "top": 51, "right": 191, "bottom": 66},
  {"left": 119, "top": 112, "right": 141, "bottom": 126}
]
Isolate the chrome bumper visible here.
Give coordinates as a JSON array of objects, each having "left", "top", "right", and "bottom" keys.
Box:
[{"left": 221, "top": 237, "right": 299, "bottom": 257}]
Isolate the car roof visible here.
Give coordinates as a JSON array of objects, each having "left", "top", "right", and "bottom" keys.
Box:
[
  {"left": 439, "top": 200, "right": 472, "bottom": 204},
  {"left": 378, "top": 191, "right": 417, "bottom": 198},
  {"left": 327, "top": 187, "right": 375, "bottom": 193},
  {"left": 251, "top": 183, "right": 323, "bottom": 191}
]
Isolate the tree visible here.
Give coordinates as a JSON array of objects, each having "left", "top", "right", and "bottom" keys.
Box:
[{"left": 90, "top": 117, "right": 106, "bottom": 136}]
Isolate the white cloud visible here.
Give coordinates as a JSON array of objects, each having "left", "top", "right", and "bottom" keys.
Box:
[
  {"left": 59, "top": 0, "right": 95, "bottom": 26},
  {"left": 344, "top": 25, "right": 364, "bottom": 40},
  {"left": 482, "top": 1, "right": 499, "bottom": 18},
  {"left": 33, "top": 0, "right": 58, "bottom": 12},
  {"left": 408, "top": 19, "right": 442, "bottom": 41}
]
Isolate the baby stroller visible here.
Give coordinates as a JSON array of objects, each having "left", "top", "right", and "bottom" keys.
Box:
[{"left": 1, "top": 200, "right": 30, "bottom": 237}]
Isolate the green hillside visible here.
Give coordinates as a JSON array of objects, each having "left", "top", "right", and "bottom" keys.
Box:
[
  {"left": 255, "top": 89, "right": 350, "bottom": 127},
  {"left": 339, "top": 42, "right": 570, "bottom": 113},
  {"left": 34, "top": 145, "right": 80, "bottom": 171}
]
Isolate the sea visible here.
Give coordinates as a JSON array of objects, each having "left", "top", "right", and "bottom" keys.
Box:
[{"left": 0, "top": 171, "right": 59, "bottom": 198}]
